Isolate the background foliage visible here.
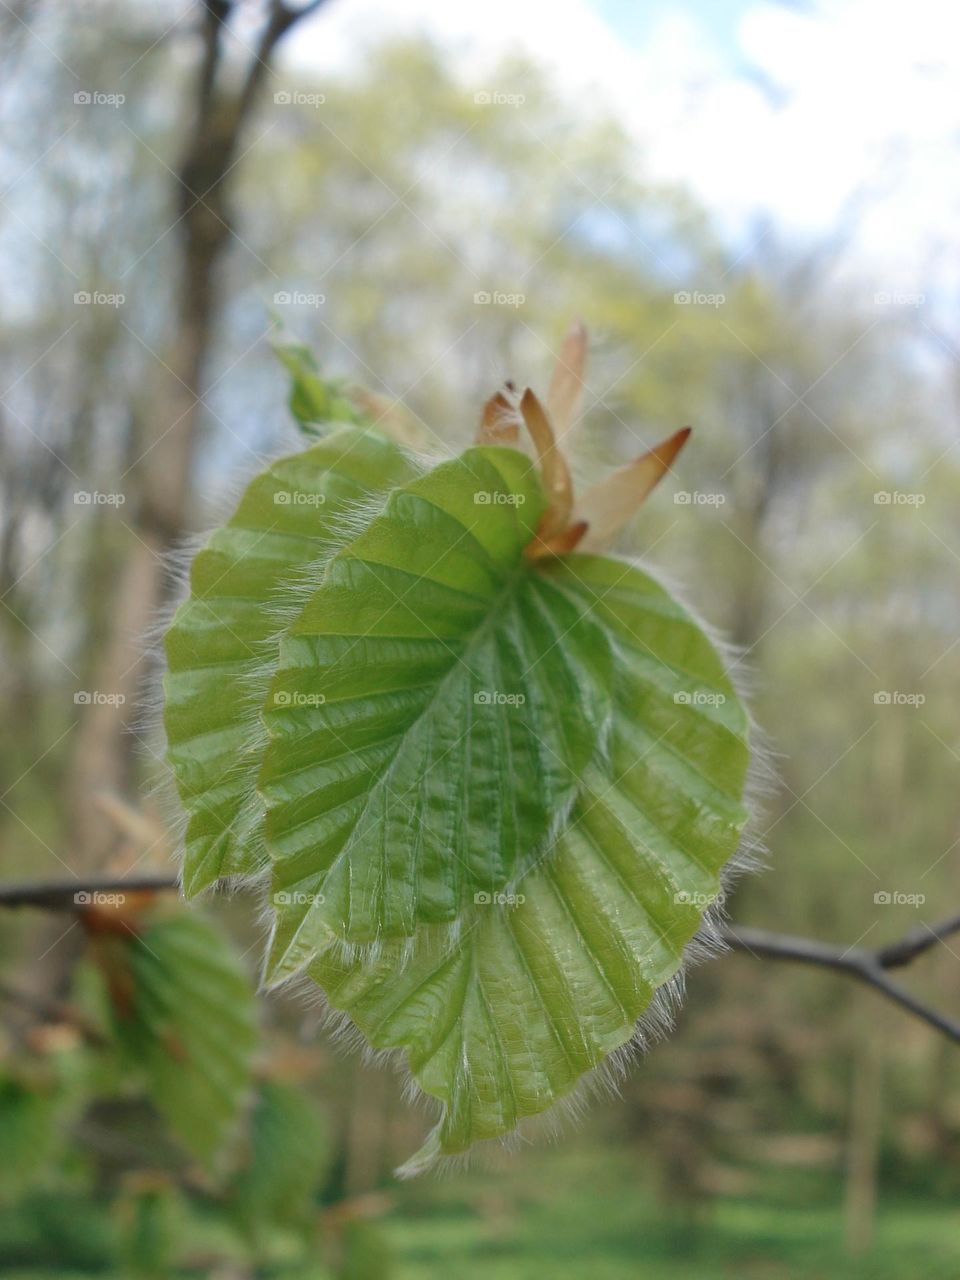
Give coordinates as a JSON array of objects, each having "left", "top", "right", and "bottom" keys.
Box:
[{"left": 1, "top": 0, "right": 959, "bottom": 1275}]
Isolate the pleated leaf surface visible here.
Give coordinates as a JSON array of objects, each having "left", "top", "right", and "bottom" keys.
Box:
[
  {"left": 259, "top": 447, "right": 617, "bottom": 967},
  {"left": 308, "top": 555, "right": 750, "bottom": 1169},
  {"left": 164, "top": 427, "right": 416, "bottom": 895}
]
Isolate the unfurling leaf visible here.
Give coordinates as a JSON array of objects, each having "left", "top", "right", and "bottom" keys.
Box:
[
  {"left": 575, "top": 426, "right": 692, "bottom": 553},
  {"left": 518, "top": 388, "right": 575, "bottom": 544},
  {"left": 476, "top": 388, "right": 522, "bottom": 446},
  {"left": 271, "top": 329, "right": 369, "bottom": 433},
  {"left": 163, "top": 327, "right": 752, "bottom": 1173}
]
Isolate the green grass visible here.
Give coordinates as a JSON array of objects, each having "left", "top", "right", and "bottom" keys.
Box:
[
  {"left": 384, "top": 1142, "right": 960, "bottom": 1280},
  {"left": 2, "top": 1139, "right": 958, "bottom": 1278}
]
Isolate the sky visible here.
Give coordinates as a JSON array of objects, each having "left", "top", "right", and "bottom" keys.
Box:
[{"left": 285, "top": 0, "right": 960, "bottom": 294}]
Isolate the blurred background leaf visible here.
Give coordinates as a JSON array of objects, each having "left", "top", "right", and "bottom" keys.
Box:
[{"left": 84, "top": 911, "right": 258, "bottom": 1167}]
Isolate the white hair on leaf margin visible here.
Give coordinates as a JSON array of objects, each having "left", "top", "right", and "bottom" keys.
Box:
[{"left": 139, "top": 419, "right": 773, "bottom": 1178}]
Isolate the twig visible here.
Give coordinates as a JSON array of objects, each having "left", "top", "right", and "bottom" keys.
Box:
[
  {"left": 2, "top": 874, "right": 959, "bottom": 1042},
  {"left": 875, "top": 913, "right": 960, "bottom": 968},
  {"left": 0, "top": 873, "right": 178, "bottom": 910},
  {"left": 724, "top": 924, "right": 960, "bottom": 1044}
]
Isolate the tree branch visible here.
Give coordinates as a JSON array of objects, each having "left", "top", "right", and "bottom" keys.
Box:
[
  {"left": 875, "top": 913, "right": 960, "bottom": 968},
  {"left": 724, "top": 924, "right": 960, "bottom": 1044},
  {"left": 0, "top": 873, "right": 178, "bottom": 910},
  {"left": 3, "top": 873, "right": 959, "bottom": 1042}
]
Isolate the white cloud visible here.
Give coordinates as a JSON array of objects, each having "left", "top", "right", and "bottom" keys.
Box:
[{"left": 284, "top": 0, "right": 960, "bottom": 291}]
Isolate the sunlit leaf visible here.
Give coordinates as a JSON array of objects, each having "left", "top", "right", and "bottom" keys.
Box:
[
  {"left": 163, "top": 353, "right": 753, "bottom": 1170},
  {"left": 309, "top": 555, "right": 749, "bottom": 1170},
  {"left": 258, "top": 447, "right": 615, "bottom": 969},
  {"left": 164, "top": 427, "right": 417, "bottom": 895}
]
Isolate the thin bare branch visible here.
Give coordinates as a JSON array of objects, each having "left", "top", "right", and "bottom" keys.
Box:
[
  {"left": 3, "top": 873, "right": 959, "bottom": 1043},
  {"left": 0, "top": 873, "right": 178, "bottom": 910},
  {"left": 724, "top": 923, "right": 960, "bottom": 1044}
]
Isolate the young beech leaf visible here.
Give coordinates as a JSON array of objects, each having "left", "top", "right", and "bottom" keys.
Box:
[
  {"left": 89, "top": 914, "right": 258, "bottom": 1165},
  {"left": 0, "top": 1074, "right": 64, "bottom": 1196},
  {"left": 162, "top": 329, "right": 753, "bottom": 1176},
  {"left": 258, "top": 446, "right": 616, "bottom": 967},
  {"left": 271, "top": 329, "right": 369, "bottom": 432},
  {"left": 309, "top": 556, "right": 749, "bottom": 1172},
  {"left": 226, "top": 1080, "right": 328, "bottom": 1246},
  {"left": 164, "top": 427, "right": 417, "bottom": 895}
]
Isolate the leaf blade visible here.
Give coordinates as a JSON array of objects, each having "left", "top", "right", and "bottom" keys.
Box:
[
  {"left": 164, "top": 427, "right": 416, "bottom": 895},
  {"left": 308, "top": 555, "right": 750, "bottom": 1168},
  {"left": 259, "top": 447, "right": 617, "bottom": 964}
]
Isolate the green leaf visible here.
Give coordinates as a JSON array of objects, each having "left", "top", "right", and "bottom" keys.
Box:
[
  {"left": 339, "top": 1221, "right": 393, "bottom": 1280},
  {"left": 93, "top": 914, "right": 258, "bottom": 1165},
  {"left": 0, "top": 1075, "right": 62, "bottom": 1198},
  {"left": 164, "top": 427, "right": 417, "bottom": 895},
  {"left": 259, "top": 447, "right": 616, "bottom": 970},
  {"left": 272, "top": 329, "right": 369, "bottom": 432},
  {"left": 309, "top": 555, "right": 750, "bottom": 1171},
  {"left": 162, "top": 414, "right": 753, "bottom": 1171},
  {"left": 226, "top": 1080, "right": 327, "bottom": 1247},
  {"left": 116, "top": 1181, "right": 179, "bottom": 1279}
]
